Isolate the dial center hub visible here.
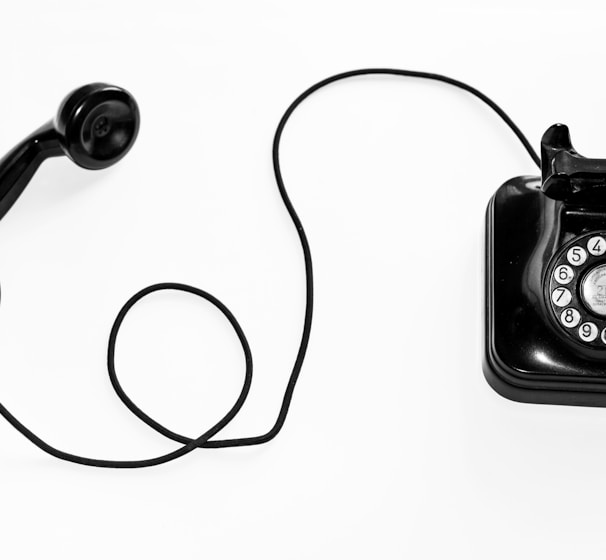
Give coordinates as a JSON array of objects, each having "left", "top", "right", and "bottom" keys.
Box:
[{"left": 581, "top": 264, "right": 606, "bottom": 317}]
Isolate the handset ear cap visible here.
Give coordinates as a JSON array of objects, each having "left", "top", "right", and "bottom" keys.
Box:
[{"left": 55, "top": 83, "right": 140, "bottom": 170}]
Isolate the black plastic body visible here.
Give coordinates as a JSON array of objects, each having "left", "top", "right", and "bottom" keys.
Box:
[
  {"left": 484, "top": 175, "right": 606, "bottom": 406},
  {"left": 0, "top": 122, "right": 62, "bottom": 221}
]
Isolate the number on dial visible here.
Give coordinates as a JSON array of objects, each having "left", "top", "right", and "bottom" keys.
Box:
[
  {"left": 551, "top": 287, "right": 572, "bottom": 307},
  {"left": 554, "top": 264, "right": 574, "bottom": 285},
  {"left": 561, "top": 308, "right": 581, "bottom": 328},
  {"left": 579, "top": 322, "right": 598, "bottom": 342},
  {"left": 588, "top": 236, "right": 606, "bottom": 256},
  {"left": 567, "top": 246, "right": 587, "bottom": 266}
]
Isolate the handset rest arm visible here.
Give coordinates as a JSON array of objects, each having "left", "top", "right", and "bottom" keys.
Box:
[{"left": 542, "top": 123, "right": 606, "bottom": 205}]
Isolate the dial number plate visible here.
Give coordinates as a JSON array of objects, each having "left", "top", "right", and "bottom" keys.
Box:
[{"left": 547, "top": 231, "right": 606, "bottom": 348}]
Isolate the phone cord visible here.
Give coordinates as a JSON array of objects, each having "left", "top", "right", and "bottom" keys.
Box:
[{"left": 0, "top": 69, "right": 541, "bottom": 468}]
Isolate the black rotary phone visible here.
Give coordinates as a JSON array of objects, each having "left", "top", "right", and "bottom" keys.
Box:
[
  {"left": 485, "top": 123, "right": 606, "bottom": 406},
  {"left": 0, "top": 68, "right": 600, "bottom": 469}
]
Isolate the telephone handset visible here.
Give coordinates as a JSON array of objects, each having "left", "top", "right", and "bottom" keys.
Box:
[{"left": 485, "top": 124, "right": 606, "bottom": 406}]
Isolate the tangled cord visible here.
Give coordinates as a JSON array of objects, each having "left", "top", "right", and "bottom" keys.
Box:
[{"left": 0, "top": 69, "right": 540, "bottom": 468}]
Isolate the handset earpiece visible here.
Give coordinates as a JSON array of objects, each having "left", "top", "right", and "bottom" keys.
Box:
[
  {"left": 0, "top": 83, "right": 139, "bottom": 221},
  {"left": 55, "top": 83, "right": 140, "bottom": 170}
]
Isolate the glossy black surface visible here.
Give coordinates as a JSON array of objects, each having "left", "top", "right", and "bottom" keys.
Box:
[
  {"left": 0, "top": 83, "right": 139, "bottom": 222},
  {"left": 0, "top": 121, "right": 62, "bottom": 221},
  {"left": 55, "top": 83, "right": 139, "bottom": 170},
  {"left": 485, "top": 176, "right": 606, "bottom": 406},
  {"left": 541, "top": 123, "right": 606, "bottom": 204}
]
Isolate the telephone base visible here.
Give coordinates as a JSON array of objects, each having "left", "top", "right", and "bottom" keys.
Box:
[{"left": 484, "top": 175, "right": 606, "bottom": 407}]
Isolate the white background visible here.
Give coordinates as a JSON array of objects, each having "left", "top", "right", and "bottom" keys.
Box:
[{"left": 0, "top": 1, "right": 604, "bottom": 558}]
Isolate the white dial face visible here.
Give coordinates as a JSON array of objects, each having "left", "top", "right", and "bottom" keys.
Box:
[{"left": 581, "top": 264, "right": 606, "bottom": 317}]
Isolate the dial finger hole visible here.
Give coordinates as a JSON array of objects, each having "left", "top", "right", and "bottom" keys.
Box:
[
  {"left": 579, "top": 322, "right": 598, "bottom": 342},
  {"left": 552, "top": 287, "right": 572, "bottom": 307},
  {"left": 561, "top": 307, "right": 581, "bottom": 328},
  {"left": 554, "top": 264, "right": 574, "bottom": 285},
  {"left": 567, "top": 246, "right": 587, "bottom": 266},
  {"left": 588, "top": 236, "right": 606, "bottom": 256}
]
